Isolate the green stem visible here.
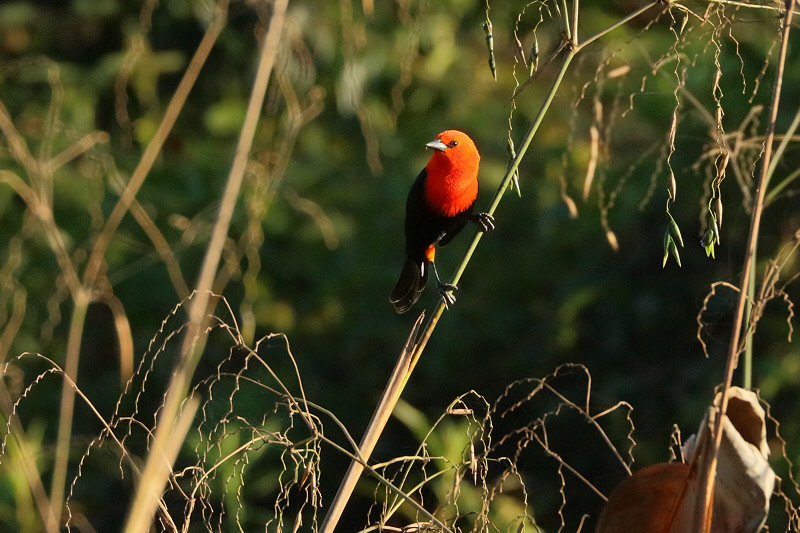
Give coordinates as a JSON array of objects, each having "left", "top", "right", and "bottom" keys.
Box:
[
  {"left": 763, "top": 103, "right": 800, "bottom": 206},
  {"left": 123, "top": 2, "right": 285, "bottom": 531},
  {"left": 321, "top": 4, "right": 663, "bottom": 530},
  {"left": 765, "top": 166, "right": 800, "bottom": 205},
  {"left": 744, "top": 105, "right": 800, "bottom": 384},
  {"left": 560, "top": 0, "right": 572, "bottom": 39},
  {"left": 50, "top": 289, "right": 90, "bottom": 525},
  {"left": 743, "top": 14, "right": 800, "bottom": 403},
  {"left": 410, "top": 48, "right": 577, "bottom": 386},
  {"left": 577, "top": 1, "right": 659, "bottom": 51},
  {"left": 766, "top": 103, "right": 800, "bottom": 182}
]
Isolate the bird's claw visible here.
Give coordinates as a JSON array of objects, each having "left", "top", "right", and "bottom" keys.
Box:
[
  {"left": 472, "top": 212, "right": 495, "bottom": 232},
  {"left": 438, "top": 283, "right": 458, "bottom": 309}
]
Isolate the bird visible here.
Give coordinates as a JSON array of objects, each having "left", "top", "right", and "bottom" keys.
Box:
[{"left": 389, "top": 130, "right": 494, "bottom": 314}]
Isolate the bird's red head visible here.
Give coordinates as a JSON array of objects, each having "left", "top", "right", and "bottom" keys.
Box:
[
  {"left": 426, "top": 130, "right": 480, "bottom": 174},
  {"left": 424, "top": 130, "right": 481, "bottom": 217}
]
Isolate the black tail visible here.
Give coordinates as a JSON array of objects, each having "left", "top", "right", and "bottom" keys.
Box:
[{"left": 389, "top": 257, "right": 428, "bottom": 313}]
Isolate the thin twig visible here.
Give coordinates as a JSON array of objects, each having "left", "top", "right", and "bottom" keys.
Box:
[
  {"left": 766, "top": 166, "right": 800, "bottom": 205},
  {"left": 765, "top": 103, "right": 800, "bottom": 205},
  {"left": 82, "top": 1, "right": 228, "bottom": 288},
  {"left": 699, "top": 1, "right": 796, "bottom": 531},
  {"left": 316, "top": 431, "right": 453, "bottom": 533},
  {"left": 49, "top": 289, "right": 90, "bottom": 517},
  {"left": 320, "top": 4, "right": 666, "bottom": 530},
  {"left": 705, "top": 0, "right": 800, "bottom": 15},
  {"left": 319, "top": 312, "right": 424, "bottom": 533},
  {"left": 0, "top": 381, "right": 59, "bottom": 533},
  {"left": 48, "top": 6, "right": 230, "bottom": 522},
  {"left": 579, "top": 1, "right": 660, "bottom": 50},
  {"left": 122, "top": 2, "right": 287, "bottom": 531}
]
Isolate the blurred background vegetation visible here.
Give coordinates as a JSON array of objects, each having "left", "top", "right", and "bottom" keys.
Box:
[{"left": 0, "top": 0, "right": 799, "bottom": 531}]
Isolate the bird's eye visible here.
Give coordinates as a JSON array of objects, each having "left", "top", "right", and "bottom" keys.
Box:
[{"left": 447, "top": 140, "right": 459, "bottom": 148}]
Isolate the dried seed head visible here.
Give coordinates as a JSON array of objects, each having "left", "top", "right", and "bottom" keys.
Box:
[
  {"left": 562, "top": 193, "right": 578, "bottom": 218},
  {"left": 470, "top": 441, "right": 477, "bottom": 483},
  {"left": 529, "top": 37, "right": 540, "bottom": 76},
  {"left": 607, "top": 65, "right": 631, "bottom": 79},
  {"left": 584, "top": 125, "right": 600, "bottom": 200},
  {"left": 668, "top": 113, "right": 677, "bottom": 147},
  {"left": 713, "top": 196, "right": 723, "bottom": 228},
  {"left": 606, "top": 229, "right": 619, "bottom": 252},
  {"left": 717, "top": 153, "right": 730, "bottom": 179},
  {"left": 515, "top": 35, "right": 526, "bottom": 66},
  {"left": 710, "top": 215, "right": 720, "bottom": 244},
  {"left": 483, "top": 20, "right": 496, "bottom": 80},
  {"left": 668, "top": 169, "right": 677, "bottom": 201}
]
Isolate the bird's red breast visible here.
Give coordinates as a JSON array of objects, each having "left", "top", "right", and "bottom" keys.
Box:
[{"left": 423, "top": 130, "right": 480, "bottom": 217}]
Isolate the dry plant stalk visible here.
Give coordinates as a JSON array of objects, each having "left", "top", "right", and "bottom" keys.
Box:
[
  {"left": 321, "top": 2, "right": 662, "bottom": 530},
  {"left": 699, "top": 1, "right": 796, "bottom": 532},
  {"left": 122, "top": 1, "right": 289, "bottom": 530},
  {"left": 597, "top": 388, "right": 775, "bottom": 533},
  {"left": 48, "top": 4, "right": 232, "bottom": 521}
]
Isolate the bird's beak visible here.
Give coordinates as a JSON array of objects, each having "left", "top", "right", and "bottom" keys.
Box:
[{"left": 425, "top": 138, "right": 447, "bottom": 152}]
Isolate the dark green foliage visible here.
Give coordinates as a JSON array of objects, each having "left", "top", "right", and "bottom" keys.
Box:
[{"left": 0, "top": 0, "right": 799, "bottom": 531}]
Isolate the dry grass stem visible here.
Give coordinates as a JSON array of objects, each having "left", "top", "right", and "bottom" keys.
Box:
[
  {"left": 123, "top": 1, "right": 287, "bottom": 529},
  {"left": 699, "top": 0, "right": 796, "bottom": 530}
]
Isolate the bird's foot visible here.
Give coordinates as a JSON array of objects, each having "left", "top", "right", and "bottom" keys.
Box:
[
  {"left": 438, "top": 283, "right": 458, "bottom": 309},
  {"left": 471, "top": 212, "right": 495, "bottom": 232}
]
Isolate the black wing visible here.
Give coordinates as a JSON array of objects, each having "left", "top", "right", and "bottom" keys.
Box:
[{"left": 403, "top": 168, "right": 475, "bottom": 262}]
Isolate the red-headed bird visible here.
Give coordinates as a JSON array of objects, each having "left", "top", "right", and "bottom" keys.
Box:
[{"left": 389, "top": 130, "right": 494, "bottom": 314}]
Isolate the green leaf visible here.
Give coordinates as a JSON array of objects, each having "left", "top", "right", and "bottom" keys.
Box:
[
  {"left": 668, "top": 236, "right": 682, "bottom": 267},
  {"left": 663, "top": 232, "right": 672, "bottom": 268},
  {"left": 667, "top": 214, "right": 684, "bottom": 248},
  {"left": 701, "top": 228, "right": 716, "bottom": 258}
]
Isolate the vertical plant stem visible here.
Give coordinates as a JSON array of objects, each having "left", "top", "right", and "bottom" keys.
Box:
[
  {"left": 319, "top": 315, "right": 422, "bottom": 533},
  {"left": 408, "top": 48, "right": 576, "bottom": 382},
  {"left": 560, "top": 0, "right": 572, "bottom": 39},
  {"left": 765, "top": 103, "right": 800, "bottom": 205},
  {"left": 0, "top": 384, "right": 59, "bottom": 533},
  {"left": 49, "top": 288, "right": 90, "bottom": 524},
  {"left": 766, "top": 103, "right": 800, "bottom": 181},
  {"left": 320, "top": 48, "right": 576, "bottom": 533},
  {"left": 745, "top": 100, "right": 800, "bottom": 389},
  {"left": 121, "top": 398, "right": 199, "bottom": 533},
  {"left": 743, "top": 256, "right": 755, "bottom": 389},
  {"left": 699, "top": 0, "right": 795, "bottom": 530},
  {"left": 320, "top": 3, "right": 659, "bottom": 530},
  {"left": 572, "top": 0, "right": 580, "bottom": 46},
  {"left": 82, "top": 3, "right": 228, "bottom": 287},
  {"left": 122, "top": 2, "right": 288, "bottom": 531}
]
